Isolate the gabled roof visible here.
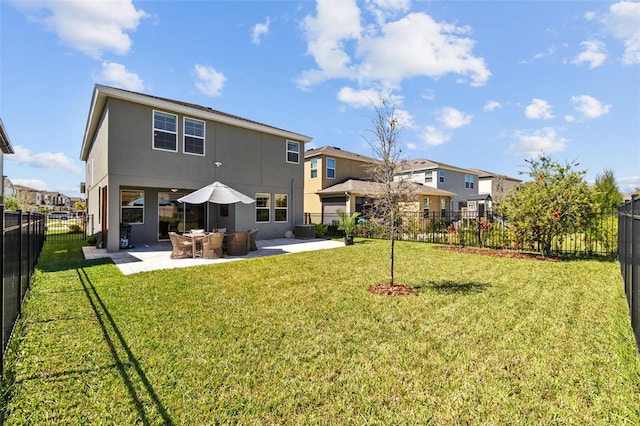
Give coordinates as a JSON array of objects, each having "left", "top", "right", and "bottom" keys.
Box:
[
  {"left": 80, "top": 85, "right": 313, "bottom": 161},
  {"left": 400, "top": 158, "right": 477, "bottom": 175},
  {"left": 0, "top": 118, "right": 15, "bottom": 154},
  {"left": 316, "top": 178, "right": 457, "bottom": 197},
  {"left": 467, "top": 168, "right": 522, "bottom": 182},
  {"left": 304, "top": 146, "right": 378, "bottom": 163}
]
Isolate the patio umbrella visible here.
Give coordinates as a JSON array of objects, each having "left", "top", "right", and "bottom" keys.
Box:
[{"left": 177, "top": 181, "right": 255, "bottom": 230}]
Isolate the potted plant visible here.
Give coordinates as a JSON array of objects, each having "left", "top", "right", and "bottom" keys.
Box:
[{"left": 337, "top": 210, "right": 361, "bottom": 246}]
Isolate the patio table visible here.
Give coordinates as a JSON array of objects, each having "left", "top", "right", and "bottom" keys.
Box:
[{"left": 183, "top": 232, "right": 208, "bottom": 258}]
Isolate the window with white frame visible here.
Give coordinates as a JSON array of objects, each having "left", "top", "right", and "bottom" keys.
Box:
[
  {"left": 424, "top": 171, "right": 433, "bottom": 183},
  {"left": 121, "top": 189, "right": 144, "bottom": 224},
  {"left": 184, "top": 117, "right": 205, "bottom": 155},
  {"left": 423, "top": 197, "right": 430, "bottom": 218},
  {"left": 326, "top": 158, "right": 336, "bottom": 179},
  {"left": 286, "top": 140, "right": 300, "bottom": 163},
  {"left": 153, "top": 111, "right": 177, "bottom": 152},
  {"left": 441, "top": 199, "right": 447, "bottom": 218},
  {"left": 256, "top": 193, "right": 270, "bottom": 222},
  {"left": 439, "top": 170, "right": 445, "bottom": 183},
  {"left": 465, "top": 174, "right": 475, "bottom": 189},
  {"left": 275, "top": 194, "right": 288, "bottom": 222},
  {"left": 310, "top": 158, "right": 318, "bottom": 178}
]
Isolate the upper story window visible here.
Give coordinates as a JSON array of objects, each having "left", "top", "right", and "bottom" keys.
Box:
[
  {"left": 310, "top": 158, "right": 318, "bottom": 178},
  {"left": 256, "top": 193, "right": 270, "bottom": 223},
  {"left": 121, "top": 189, "right": 144, "bottom": 224},
  {"left": 326, "top": 158, "right": 336, "bottom": 179},
  {"left": 153, "top": 111, "right": 177, "bottom": 152},
  {"left": 439, "top": 170, "right": 445, "bottom": 183},
  {"left": 465, "top": 174, "right": 475, "bottom": 189},
  {"left": 425, "top": 171, "right": 433, "bottom": 183},
  {"left": 275, "top": 194, "right": 288, "bottom": 222},
  {"left": 286, "top": 140, "right": 300, "bottom": 164},
  {"left": 184, "top": 117, "right": 205, "bottom": 155}
]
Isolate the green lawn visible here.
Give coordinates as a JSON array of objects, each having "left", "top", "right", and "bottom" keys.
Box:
[{"left": 2, "top": 239, "right": 639, "bottom": 424}]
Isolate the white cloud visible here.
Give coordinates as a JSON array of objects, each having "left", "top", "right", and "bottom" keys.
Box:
[
  {"left": 97, "top": 62, "right": 144, "bottom": 91},
  {"left": 194, "top": 64, "right": 226, "bottom": 97},
  {"left": 603, "top": 1, "right": 640, "bottom": 64},
  {"left": 252, "top": 17, "right": 271, "bottom": 45},
  {"left": 573, "top": 40, "right": 607, "bottom": 68},
  {"left": 7, "top": 145, "right": 83, "bottom": 174},
  {"left": 420, "top": 125, "right": 451, "bottom": 146},
  {"left": 437, "top": 107, "right": 472, "bottom": 129},
  {"left": 618, "top": 175, "right": 640, "bottom": 193},
  {"left": 533, "top": 46, "right": 557, "bottom": 60},
  {"left": 483, "top": 100, "right": 501, "bottom": 112},
  {"left": 298, "top": 2, "right": 490, "bottom": 89},
  {"left": 571, "top": 95, "right": 612, "bottom": 118},
  {"left": 337, "top": 87, "right": 381, "bottom": 107},
  {"left": 297, "top": 0, "right": 362, "bottom": 87},
  {"left": 508, "top": 128, "right": 568, "bottom": 157},
  {"left": 564, "top": 115, "right": 576, "bottom": 122},
  {"left": 525, "top": 98, "right": 555, "bottom": 120},
  {"left": 15, "top": 0, "right": 147, "bottom": 59}
]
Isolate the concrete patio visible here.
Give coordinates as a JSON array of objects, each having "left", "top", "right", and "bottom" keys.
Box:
[{"left": 82, "top": 238, "right": 344, "bottom": 275}]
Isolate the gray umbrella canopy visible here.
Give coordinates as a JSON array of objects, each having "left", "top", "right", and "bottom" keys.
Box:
[{"left": 177, "top": 181, "right": 254, "bottom": 205}]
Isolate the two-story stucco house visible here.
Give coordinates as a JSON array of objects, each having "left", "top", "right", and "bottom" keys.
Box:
[
  {"left": 398, "top": 159, "right": 481, "bottom": 212},
  {"left": 303, "top": 146, "right": 455, "bottom": 223},
  {"left": 304, "top": 146, "right": 377, "bottom": 218},
  {"left": 80, "top": 85, "right": 312, "bottom": 251},
  {"left": 468, "top": 168, "right": 521, "bottom": 205}
]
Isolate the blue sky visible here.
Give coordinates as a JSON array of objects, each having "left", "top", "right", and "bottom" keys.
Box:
[{"left": 1, "top": 0, "right": 639, "bottom": 199}]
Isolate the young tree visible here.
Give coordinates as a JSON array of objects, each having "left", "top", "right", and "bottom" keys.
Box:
[
  {"left": 365, "top": 98, "right": 413, "bottom": 286},
  {"left": 593, "top": 168, "right": 623, "bottom": 210},
  {"left": 499, "top": 155, "right": 595, "bottom": 256},
  {"left": 3, "top": 196, "right": 21, "bottom": 211}
]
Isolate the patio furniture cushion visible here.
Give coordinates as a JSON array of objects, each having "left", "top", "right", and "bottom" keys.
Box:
[
  {"left": 169, "top": 232, "right": 194, "bottom": 259},
  {"left": 202, "top": 232, "right": 224, "bottom": 259},
  {"left": 225, "top": 231, "right": 249, "bottom": 256}
]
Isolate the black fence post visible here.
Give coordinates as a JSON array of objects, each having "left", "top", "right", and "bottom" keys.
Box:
[{"left": 16, "top": 210, "right": 22, "bottom": 319}]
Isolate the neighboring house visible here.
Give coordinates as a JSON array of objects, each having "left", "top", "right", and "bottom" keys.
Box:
[
  {"left": 314, "top": 178, "right": 456, "bottom": 224},
  {"left": 80, "top": 85, "right": 312, "bottom": 252},
  {"left": 0, "top": 118, "right": 15, "bottom": 204},
  {"left": 13, "top": 184, "right": 45, "bottom": 212},
  {"left": 304, "top": 145, "right": 377, "bottom": 215},
  {"left": 43, "top": 192, "right": 71, "bottom": 210},
  {"left": 397, "top": 159, "right": 480, "bottom": 212},
  {"left": 467, "top": 168, "right": 521, "bottom": 205}
]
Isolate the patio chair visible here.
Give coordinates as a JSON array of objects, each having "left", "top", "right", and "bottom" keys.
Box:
[
  {"left": 225, "top": 231, "right": 249, "bottom": 256},
  {"left": 247, "top": 228, "right": 259, "bottom": 251},
  {"left": 202, "top": 232, "right": 224, "bottom": 259},
  {"left": 169, "top": 232, "right": 194, "bottom": 259}
]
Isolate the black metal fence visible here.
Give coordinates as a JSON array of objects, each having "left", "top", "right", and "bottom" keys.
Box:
[
  {"left": 1, "top": 207, "right": 46, "bottom": 376},
  {"left": 45, "top": 212, "right": 90, "bottom": 241},
  {"left": 619, "top": 195, "right": 640, "bottom": 347},
  {"left": 305, "top": 208, "right": 619, "bottom": 257}
]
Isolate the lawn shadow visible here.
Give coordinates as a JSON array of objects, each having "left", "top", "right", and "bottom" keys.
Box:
[
  {"left": 424, "top": 279, "right": 491, "bottom": 295},
  {"left": 76, "top": 268, "right": 174, "bottom": 425}
]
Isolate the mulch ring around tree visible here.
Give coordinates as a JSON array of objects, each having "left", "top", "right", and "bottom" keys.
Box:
[
  {"left": 368, "top": 283, "right": 419, "bottom": 296},
  {"left": 435, "top": 246, "right": 563, "bottom": 262}
]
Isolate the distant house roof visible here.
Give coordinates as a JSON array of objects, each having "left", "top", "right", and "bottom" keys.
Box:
[
  {"left": 0, "top": 118, "right": 15, "bottom": 154},
  {"left": 316, "top": 178, "right": 457, "bottom": 198},
  {"left": 304, "top": 146, "right": 378, "bottom": 163},
  {"left": 467, "top": 168, "right": 521, "bottom": 182},
  {"left": 80, "top": 84, "right": 313, "bottom": 161},
  {"left": 400, "top": 158, "right": 477, "bottom": 175}
]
